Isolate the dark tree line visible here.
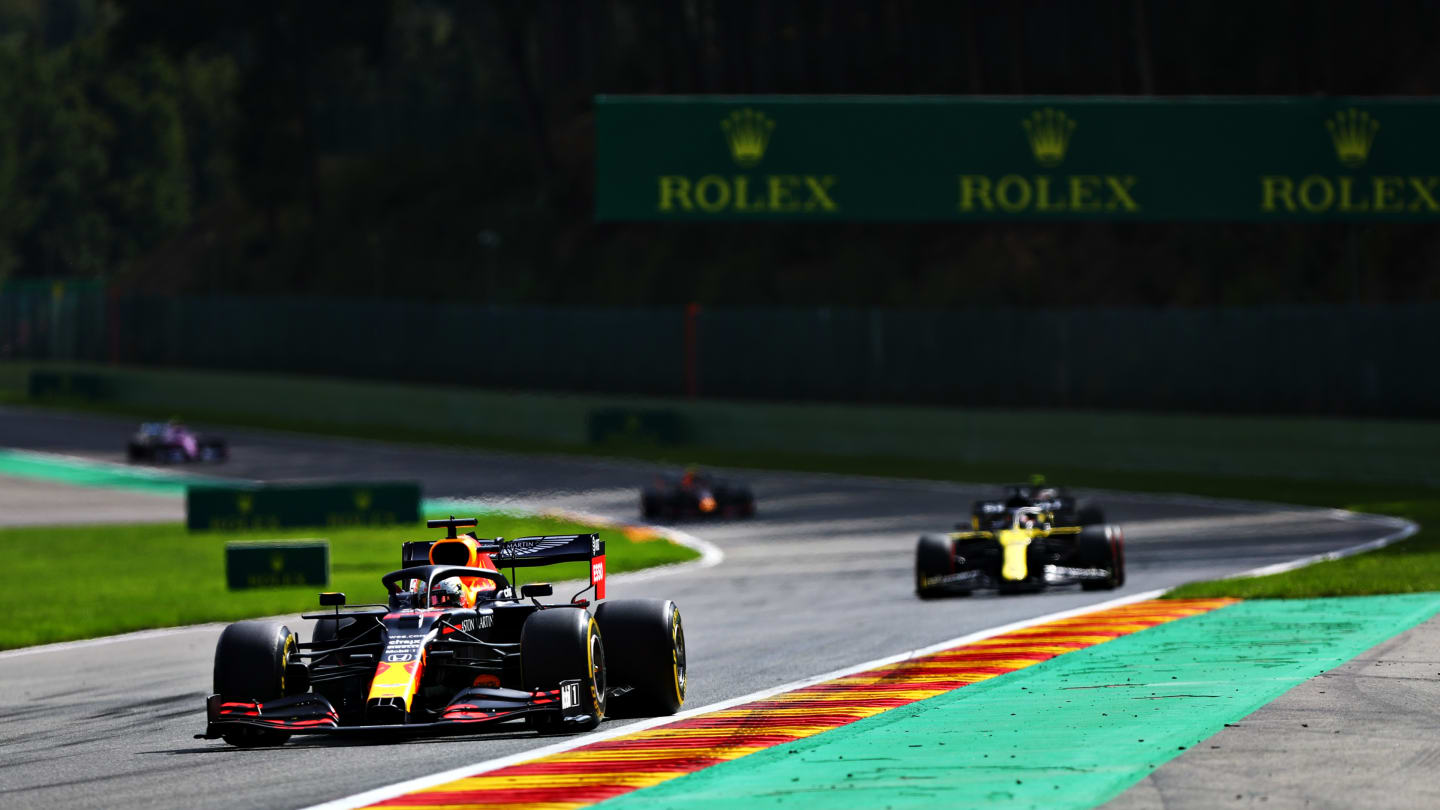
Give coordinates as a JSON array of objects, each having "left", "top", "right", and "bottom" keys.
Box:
[{"left": 3, "top": 0, "right": 1439, "bottom": 306}]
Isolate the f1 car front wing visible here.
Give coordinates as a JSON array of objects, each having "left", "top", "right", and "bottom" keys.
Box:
[
  {"left": 922, "top": 564, "right": 1114, "bottom": 591},
  {"left": 197, "top": 681, "right": 589, "bottom": 739}
]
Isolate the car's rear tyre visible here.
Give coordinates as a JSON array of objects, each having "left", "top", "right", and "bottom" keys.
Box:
[
  {"left": 595, "top": 599, "right": 686, "bottom": 716},
  {"left": 1078, "top": 525, "right": 1125, "bottom": 590},
  {"left": 213, "top": 621, "right": 297, "bottom": 747},
  {"left": 916, "top": 534, "right": 966, "bottom": 598},
  {"left": 522, "top": 608, "right": 606, "bottom": 732}
]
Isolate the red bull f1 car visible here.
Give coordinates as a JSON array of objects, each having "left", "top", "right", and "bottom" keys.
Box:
[
  {"left": 641, "top": 469, "right": 755, "bottom": 521},
  {"left": 916, "top": 504, "right": 1125, "bottom": 598},
  {"left": 199, "top": 517, "right": 686, "bottom": 747}
]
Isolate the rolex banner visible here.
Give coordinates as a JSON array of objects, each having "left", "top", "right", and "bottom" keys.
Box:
[
  {"left": 594, "top": 97, "right": 1440, "bottom": 222},
  {"left": 187, "top": 482, "right": 421, "bottom": 531}
]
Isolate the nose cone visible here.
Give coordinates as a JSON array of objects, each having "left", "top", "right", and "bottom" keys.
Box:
[{"left": 998, "top": 529, "right": 1033, "bottom": 581}]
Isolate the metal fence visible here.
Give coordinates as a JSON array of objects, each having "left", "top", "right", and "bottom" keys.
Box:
[{"left": 3, "top": 285, "right": 1436, "bottom": 418}]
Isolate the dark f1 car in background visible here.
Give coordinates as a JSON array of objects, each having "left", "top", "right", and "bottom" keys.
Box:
[
  {"left": 917, "top": 505, "right": 1125, "bottom": 598},
  {"left": 641, "top": 469, "right": 755, "bottom": 520},
  {"left": 127, "top": 421, "right": 227, "bottom": 464},
  {"left": 969, "top": 481, "right": 1104, "bottom": 530},
  {"left": 200, "top": 517, "right": 686, "bottom": 747}
]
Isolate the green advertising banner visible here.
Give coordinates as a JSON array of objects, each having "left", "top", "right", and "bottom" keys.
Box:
[
  {"left": 595, "top": 96, "right": 1440, "bottom": 221},
  {"left": 187, "top": 482, "right": 420, "bottom": 531},
  {"left": 225, "top": 540, "right": 330, "bottom": 589}
]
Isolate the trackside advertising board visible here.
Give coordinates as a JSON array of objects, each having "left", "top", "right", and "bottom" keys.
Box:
[
  {"left": 225, "top": 540, "right": 330, "bottom": 589},
  {"left": 594, "top": 96, "right": 1440, "bottom": 222},
  {"left": 187, "top": 482, "right": 421, "bottom": 531}
]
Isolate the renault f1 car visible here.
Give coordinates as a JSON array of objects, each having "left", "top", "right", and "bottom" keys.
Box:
[
  {"left": 916, "top": 505, "right": 1125, "bottom": 598},
  {"left": 199, "top": 517, "right": 686, "bottom": 747},
  {"left": 641, "top": 469, "right": 755, "bottom": 521},
  {"left": 127, "top": 422, "right": 227, "bottom": 463},
  {"left": 969, "top": 483, "right": 1104, "bottom": 531}
]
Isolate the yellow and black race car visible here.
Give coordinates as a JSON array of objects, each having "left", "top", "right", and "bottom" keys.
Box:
[
  {"left": 916, "top": 505, "right": 1125, "bottom": 598},
  {"left": 199, "top": 518, "right": 686, "bottom": 747}
]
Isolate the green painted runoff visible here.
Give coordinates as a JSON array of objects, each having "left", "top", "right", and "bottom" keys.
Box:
[{"left": 592, "top": 594, "right": 1440, "bottom": 810}]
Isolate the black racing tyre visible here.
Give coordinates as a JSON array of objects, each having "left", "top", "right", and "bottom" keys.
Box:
[
  {"left": 212, "top": 621, "right": 298, "bottom": 747},
  {"left": 126, "top": 443, "right": 143, "bottom": 463},
  {"left": 595, "top": 599, "right": 686, "bottom": 717},
  {"left": 521, "top": 608, "right": 606, "bottom": 732},
  {"left": 1076, "top": 500, "right": 1106, "bottom": 526},
  {"left": 1078, "top": 525, "right": 1125, "bottom": 591},
  {"left": 200, "top": 439, "right": 227, "bottom": 462},
  {"left": 916, "top": 534, "right": 965, "bottom": 598}
]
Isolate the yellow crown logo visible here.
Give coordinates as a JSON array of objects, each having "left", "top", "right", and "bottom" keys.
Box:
[
  {"left": 236, "top": 493, "right": 253, "bottom": 514},
  {"left": 1326, "top": 108, "right": 1378, "bottom": 168},
  {"left": 721, "top": 108, "right": 775, "bottom": 168},
  {"left": 354, "top": 489, "right": 372, "bottom": 511},
  {"left": 1022, "top": 108, "right": 1076, "bottom": 167}
]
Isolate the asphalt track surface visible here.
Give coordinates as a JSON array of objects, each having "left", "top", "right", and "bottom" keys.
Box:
[{"left": 0, "top": 406, "right": 1405, "bottom": 810}]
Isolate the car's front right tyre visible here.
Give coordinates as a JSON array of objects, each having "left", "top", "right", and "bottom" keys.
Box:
[
  {"left": 212, "top": 621, "right": 298, "bottom": 747},
  {"left": 595, "top": 599, "right": 686, "bottom": 716},
  {"left": 916, "top": 534, "right": 965, "bottom": 598}
]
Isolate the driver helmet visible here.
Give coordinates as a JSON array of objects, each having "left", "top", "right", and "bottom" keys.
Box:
[{"left": 429, "top": 577, "right": 465, "bottom": 608}]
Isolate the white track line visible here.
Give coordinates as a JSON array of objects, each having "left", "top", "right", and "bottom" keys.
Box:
[
  {"left": 301, "top": 587, "right": 1170, "bottom": 810},
  {"left": 303, "top": 505, "right": 1417, "bottom": 810},
  {"left": 421, "top": 499, "right": 725, "bottom": 576},
  {"left": 1231, "top": 516, "right": 1416, "bottom": 579}
]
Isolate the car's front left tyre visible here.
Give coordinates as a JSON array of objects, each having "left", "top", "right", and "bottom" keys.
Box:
[
  {"left": 213, "top": 621, "right": 298, "bottom": 747},
  {"left": 521, "top": 608, "right": 607, "bottom": 732}
]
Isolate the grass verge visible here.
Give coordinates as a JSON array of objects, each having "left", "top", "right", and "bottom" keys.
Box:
[
  {"left": 0, "top": 512, "right": 697, "bottom": 650},
  {"left": 1166, "top": 499, "right": 1439, "bottom": 599},
  {"left": 8, "top": 395, "right": 1438, "bottom": 600}
]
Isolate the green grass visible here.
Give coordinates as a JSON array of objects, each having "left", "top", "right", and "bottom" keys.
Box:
[
  {"left": 0, "top": 513, "right": 697, "bottom": 650},
  {"left": 1166, "top": 499, "right": 1440, "bottom": 599},
  {"left": 10, "top": 394, "right": 1439, "bottom": 601}
]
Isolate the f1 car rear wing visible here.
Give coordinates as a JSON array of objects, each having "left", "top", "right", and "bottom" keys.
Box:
[
  {"left": 404, "top": 519, "right": 607, "bottom": 600},
  {"left": 496, "top": 534, "right": 607, "bottom": 600}
]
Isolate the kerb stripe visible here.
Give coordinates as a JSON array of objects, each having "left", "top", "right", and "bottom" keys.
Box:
[{"left": 369, "top": 598, "right": 1234, "bottom": 809}]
